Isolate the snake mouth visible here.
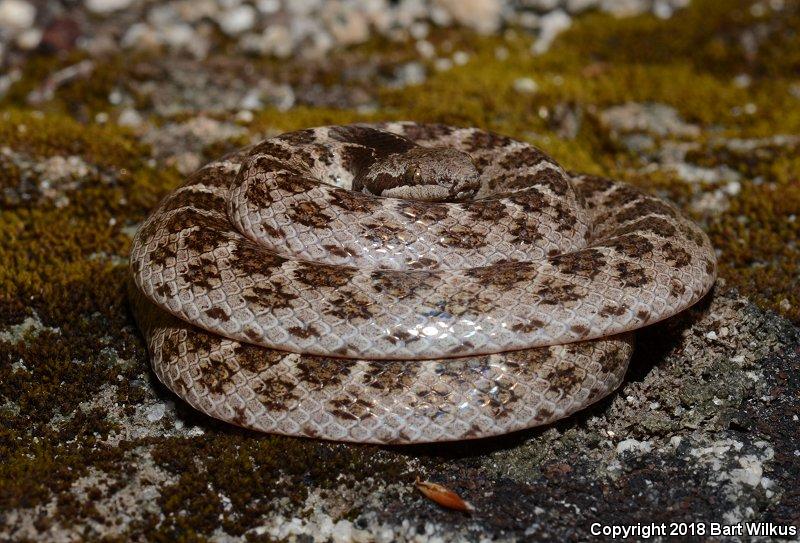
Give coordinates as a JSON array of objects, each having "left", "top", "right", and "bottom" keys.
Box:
[
  {"left": 378, "top": 178, "right": 479, "bottom": 202},
  {"left": 380, "top": 184, "right": 461, "bottom": 202}
]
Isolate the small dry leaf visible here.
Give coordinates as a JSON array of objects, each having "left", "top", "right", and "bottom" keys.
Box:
[{"left": 415, "top": 477, "right": 475, "bottom": 513}]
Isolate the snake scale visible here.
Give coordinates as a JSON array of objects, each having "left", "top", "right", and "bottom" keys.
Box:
[{"left": 129, "top": 122, "right": 716, "bottom": 443}]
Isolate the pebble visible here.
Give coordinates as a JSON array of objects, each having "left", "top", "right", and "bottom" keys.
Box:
[
  {"left": 733, "top": 74, "right": 753, "bottom": 89},
  {"left": 730, "top": 456, "right": 764, "bottom": 487},
  {"left": 674, "top": 163, "right": 740, "bottom": 186},
  {"left": 162, "top": 23, "right": 195, "bottom": 49},
  {"left": 146, "top": 402, "right": 166, "bottom": 422},
  {"left": 256, "top": 0, "right": 280, "bottom": 14},
  {"left": 239, "top": 89, "right": 262, "bottom": 111},
  {"left": 600, "top": 102, "right": 701, "bottom": 138},
  {"left": 436, "top": 0, "right": 503, "bottom": 34},
  {"left": 621, "top": 133, "right": 654, "bottom": 153},
  {"left": 40, "top": 155, "right": 91, "bottom": 182},
  {"left": 653, "top": 0, "right": 675, "bottom": 18},
  {"left": 409, "top": 21, "right": 429, "bottom": 40},
  {"left": 434, "top": 57, "right": 453, "bottom": 72},
  {"left": 235, "top": 109, "right": 254, "bottom": 123},
  {"left": 121, "top": 23, "right": 156, "bottom": 50},
  {"left": 532, "top": 10, "right": 572, "bottom": 55},
  {"left": 118, "top": 108, "right": 143, "bottom": 127},
  {"left": 217, "top": 3, "right": 256, "bottom": 36},
  {"left": 0, "top": 0, "right": 35, "bottom": 32},
  {"left": 725, "top": 180, "right": 741, "bottom": 196},
  {"left": 551, "top": 102, "right": 583, "bottom": 139},
  {"left": 601, "top": 0, "right": 648, "bottom": 17},
  {"left": 513, "top": 77, "right": 538, "bottom": 94},
  {"left": 391, "top": 62, "right": 426, "bottom": 87},
  {"left": 416, "top": 39, "right": 435, "bottom": 59},
  {"left": 171, "top": 152, "right": 201, "bottom": 175},
  {"left": 0, "top": 0, "right": 689, "bottom": 62},
  {"left": 85, "top": 0, "right": 135, "bottom": 14},
  {"left": 15, "top": 27, "right": 40, "bottom": 49},
  {"left": 242, "top": 24, "right": 293, "bottom": 58},
  {"left": 324, "top": 6, "right": 369, "bottom": 46},
  {"left": 616, "top": 438, "right": 653, "bottom": 454},
  {"left": 452, "top": 50, "right": 469, "bottom": 66}
]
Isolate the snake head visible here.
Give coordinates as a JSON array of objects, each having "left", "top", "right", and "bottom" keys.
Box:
[{"left": 359, "top": 147, "right": 480, "bottom": 202}]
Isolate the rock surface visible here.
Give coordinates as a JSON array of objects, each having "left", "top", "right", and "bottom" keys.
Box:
[{"left": 1, "top": 288, "right": 797, "bottom": 541}]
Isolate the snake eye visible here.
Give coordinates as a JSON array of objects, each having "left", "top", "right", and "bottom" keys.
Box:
[{"left": 406, "top": 165, "right": 422, "bottom": 184}]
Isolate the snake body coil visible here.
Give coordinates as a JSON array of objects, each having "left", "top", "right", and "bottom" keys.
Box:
[{"left": 129, "top": 122, "right": 716, "bottom": 443}]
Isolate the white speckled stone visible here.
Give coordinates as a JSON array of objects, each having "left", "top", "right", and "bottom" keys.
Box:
[
  {"left": 217, "top": 3, "right": 257, "bottom": 35},
  {"left": 85, "top": 0, "right": 135, "bottom": 14},
  {"left": 435, "top": 0, "right": 503, "bottom": 34},
  {"left": 0, "top": 0, "right": 35, "bottom": 31}
]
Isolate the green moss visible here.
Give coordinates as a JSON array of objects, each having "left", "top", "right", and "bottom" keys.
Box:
[
  {"left": 142, "top": 433, "right": 410, "bottom": 538},
  {"left": 559, "top": 0, "right": 800, "bottom": 79},
  {"left": 0, "top": 109, "right": 144, "bottom": 168},
  {"left": 0, "top": 108, "right": 180, "bottom": 520}
]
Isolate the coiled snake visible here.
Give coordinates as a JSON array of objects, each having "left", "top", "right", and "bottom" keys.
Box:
[{"left": 129, "top": 122, "right": 716, "bottom": 443}]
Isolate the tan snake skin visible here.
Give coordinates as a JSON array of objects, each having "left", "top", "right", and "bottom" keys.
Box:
[{"left": 129, "top": 122, "right": 716, "bottom": 443}]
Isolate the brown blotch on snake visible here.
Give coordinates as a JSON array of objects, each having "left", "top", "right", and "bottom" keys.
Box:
[
  {"left": 296, "top": 357, "right": 352, "bottom": 389},
  {"left": 293, "top": 261, "right": 355, "bottom": 288},
  {"left": 242, "top": 281, "right": 297, "bottom": 310},
  {"left": 287, "top": 324, "right": 322, "bottom": 339},
  {"left": 661, "top": 241, "right": 693, "bottom": 268}
]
